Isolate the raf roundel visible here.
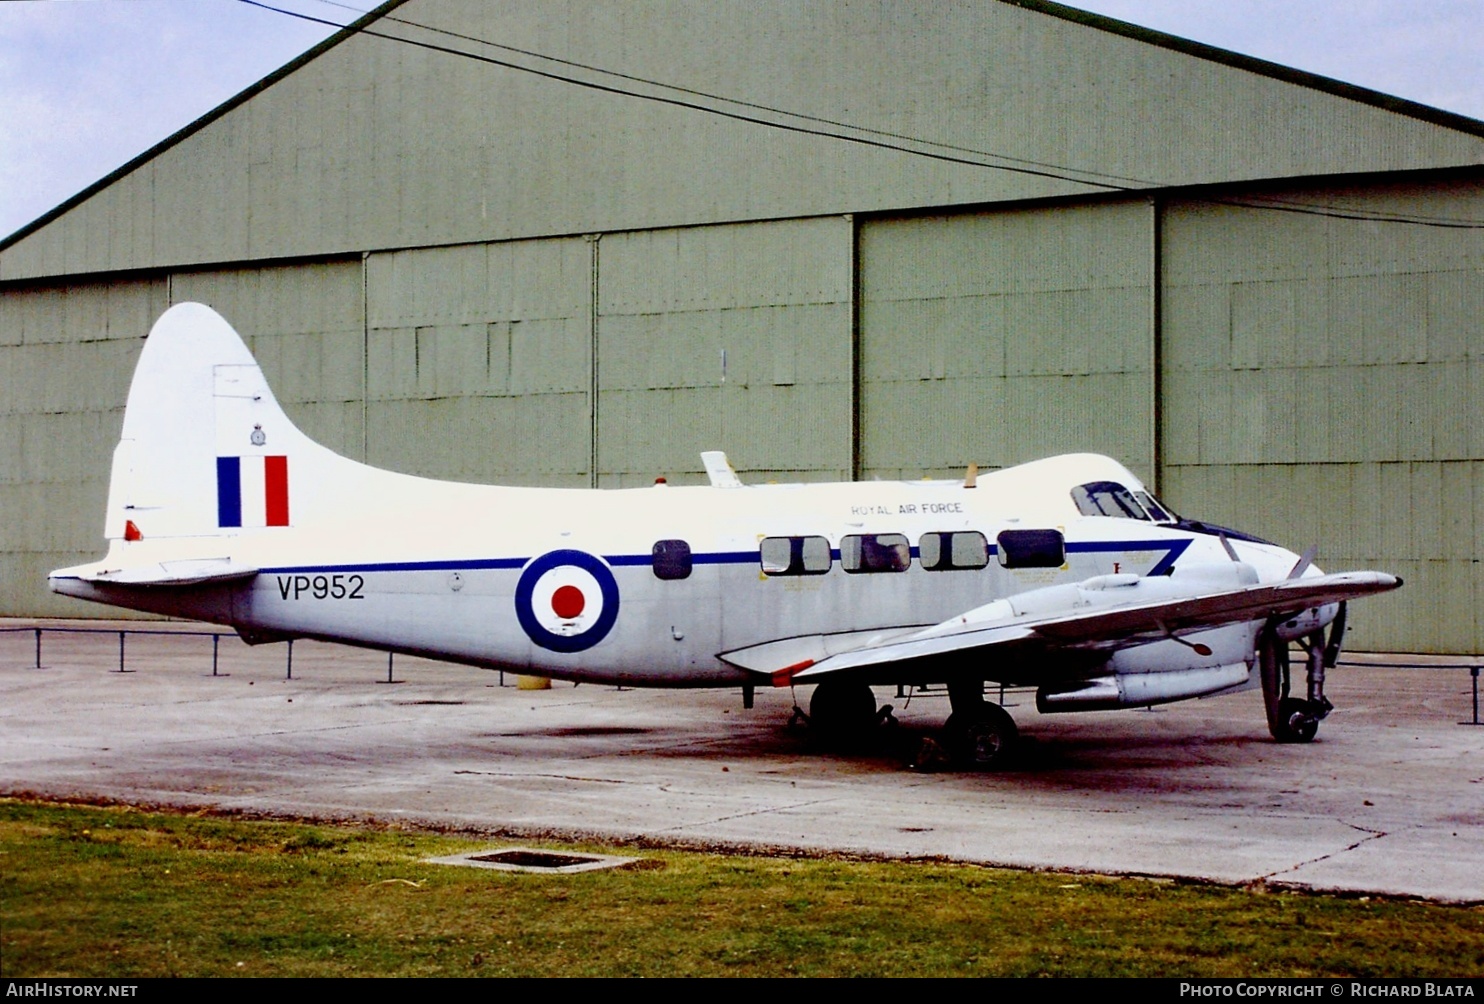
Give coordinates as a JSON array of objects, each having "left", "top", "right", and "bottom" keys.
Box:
[{"left": 514, "top": 550, "right": 621, "bottom": 653}]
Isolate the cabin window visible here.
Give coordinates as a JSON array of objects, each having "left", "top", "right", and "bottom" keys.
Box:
[
  {"left": 652, "top": 539, "right": 692, "bottom": 580},
  {"left": 919, "top": 531, "right": 989, "bottom": 571},
  {"left": 1071, "top": 481, "right": 1150, "bottom": 520},
  {"left": 760, "top": 535, "right": 832, "bottom": 576},
  {"left": 840, "top": 533, "right": 911, "bottom": 573},
  {"left": 997, "top": 528, "right": 1065, "bottom": 569}
]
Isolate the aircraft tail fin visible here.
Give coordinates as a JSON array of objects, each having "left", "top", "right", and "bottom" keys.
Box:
[{"left": 101, "top": 302, "right": 341, "bottom": 543}]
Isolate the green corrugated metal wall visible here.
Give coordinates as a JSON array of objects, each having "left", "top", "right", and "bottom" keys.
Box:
[
  {"left": 858, "top": 201, "right": 1154, "bottom": 483},
  {"left": 2, "top": 2, "right": 1483, "bottom": 648},
  {"left": 597, "top": 218, "right": 853, "bottom": 485},
  {"left": 365, "top": 239, "right": 593, "bottom": 486},
  {"left": 1161, "top": 178, "right": 1484, "bottom": 653},
  {"left": 0, "top": 280, "right": 168, "bottom": 615},
  {"left": 6, "top": 1, "right": 1483, "bottom": 283},
  {"left": 7, "top": 185, "right": 1480, "bottom": 652}
]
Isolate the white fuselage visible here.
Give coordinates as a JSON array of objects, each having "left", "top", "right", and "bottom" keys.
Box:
[{"left": 56, "top": 454, "right": 1307, "bottom": 688}]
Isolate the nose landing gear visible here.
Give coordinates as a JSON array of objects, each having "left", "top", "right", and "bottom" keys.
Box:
[{"left": 1259, "top": 603, "right": 1345, "bottom": 743}]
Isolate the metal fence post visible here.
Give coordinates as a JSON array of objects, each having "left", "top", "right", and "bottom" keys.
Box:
[
  {"left": 286, "top": 639, "right": 293, "bottom": 680},
  {"left": 1471, "top": 667, "right": 1480, "bottom": 727},
  {"left": 34, "top": 628, "right": 41, "bottom": 669}
]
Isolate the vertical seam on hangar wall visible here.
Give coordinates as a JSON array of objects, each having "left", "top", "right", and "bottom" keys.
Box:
[
  {"left": 1150, "top": 195, "right": 1164, "bottom": 496},
  {"left": 848, "top": 213, "right": 862, "bottom": 482},
  {"left": 587, "top": 233, "right": 602, "bottom": 488},
  {"left": 361, "top": 250, "right": 370, "bottom": 463}
]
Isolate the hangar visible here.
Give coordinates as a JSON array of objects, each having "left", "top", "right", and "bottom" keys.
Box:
[{"left": 2, "top": 0, "right": 1482, "bottom": 652}]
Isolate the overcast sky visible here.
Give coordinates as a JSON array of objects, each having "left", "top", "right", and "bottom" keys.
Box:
[{"left": 2, "top": 0, "right": 1481, "bottom": 241}]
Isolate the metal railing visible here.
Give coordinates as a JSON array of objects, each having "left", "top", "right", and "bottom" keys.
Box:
[
  {"left": 1337, "top": 658, "right": 1483, "bottom": 726},
  {"left": 3, "top": 625, "right": 1479, "bottom": 723},
  {"left": 0, "top": 624, "right": 510, "bottom": 686}
]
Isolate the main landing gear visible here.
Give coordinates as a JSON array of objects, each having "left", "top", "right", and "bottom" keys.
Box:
[
  {"left": 1258, "top": 603, "right": 1346, "bottom": 743},
  {"left": 801, "top": 680, "right": 895, "bottom": 748},
  {"left": 799, "top": 678, "right": 1016, "bottom": 769},
  {"left": 940, "top": 678, "right": 1018, "bottom": 768}
]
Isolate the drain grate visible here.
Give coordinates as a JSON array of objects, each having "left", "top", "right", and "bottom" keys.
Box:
[
  {"left": 472, "top": 850, "right": 600, "bottom": 869},
  {"left": 426, "top": 847, "right": 646, "bottom": 874}
]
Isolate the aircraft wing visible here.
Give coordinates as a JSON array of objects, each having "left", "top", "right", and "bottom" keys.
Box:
[
  {"left": 782, "top": 568, "right": 1401, "bottom": 682},
  {"left": 1028, "top": 571, "right": 1400, "bottom": 645}
]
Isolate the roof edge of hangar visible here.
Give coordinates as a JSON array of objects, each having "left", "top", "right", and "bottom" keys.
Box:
[
  {"left": 0, "top": 0, "right": 416, "bottom": 255},
  {"left": 1003, "top": 0, "right": 1484, "bottom": 141},
  {"left": 4, "top": 0, "right": 1482, "bottom": 259}
]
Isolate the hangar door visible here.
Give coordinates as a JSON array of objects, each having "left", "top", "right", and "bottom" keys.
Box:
[
  {"left": 857, "top": 201, "right": 1155, "bottom": 483},
  {"left": 596, "top": 217, "right": 853, "bottom": 486},
  {"left": 1, "top": 278, "right": 170, "bottom": 616},
  {"left": 1160, "top": 182, "right": 1484, "bottom": 654},
  {"left": 365, "top": 238, "right": 594, "bottom": 487}
]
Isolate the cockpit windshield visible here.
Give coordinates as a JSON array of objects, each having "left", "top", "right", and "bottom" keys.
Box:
[
  {"left": 1134, "top": 490, "right": 1173, "bottom": 522},
  {"left": 1072, "top": 481, "right": 1176, "bottom": 523}
]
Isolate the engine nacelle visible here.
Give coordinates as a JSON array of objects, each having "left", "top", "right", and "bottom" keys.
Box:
[
  {"left": 1270, "top": 602, "right": 1339, "bottom": 641},
  {"left": 1037, "top": 623, "right": 1256, "bottom": 712},
  {"left": 1037, "top": 661, "right": 1253, "bottom": 712}
]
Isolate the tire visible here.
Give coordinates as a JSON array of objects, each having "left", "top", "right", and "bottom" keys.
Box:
[
  {"left": 943, "top": 702, "right": 1018, "bottom": 768},
  {"left": 808, "top": 681, "right": 878, "bottom": 748},
  {"left": 1273, "top": 697, "right": 1320, "bottom": 744}
]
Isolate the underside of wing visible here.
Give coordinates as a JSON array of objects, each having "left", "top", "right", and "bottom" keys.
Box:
[{"left": 788, "top": 567, "right": 1401, "bottom": 683}]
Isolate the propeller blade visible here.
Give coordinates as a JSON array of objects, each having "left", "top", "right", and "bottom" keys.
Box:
[
  {"left": 1287, "top": 545, "right": 1318, "bottom": 580},
  {"left": 1322, "top": 601, "right": 1348, "bottom": 669},
  {"left": 1217, "top": 532, "right": 1240, "bottom": 562}
]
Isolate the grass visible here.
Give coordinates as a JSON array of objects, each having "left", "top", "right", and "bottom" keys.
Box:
[{"left": 2, "top": 798, "right": 1481, "bottom": 977}]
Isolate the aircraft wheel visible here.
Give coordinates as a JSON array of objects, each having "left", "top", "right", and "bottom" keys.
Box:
[
  {"left": 1273, "top": 697, "right": 1320, "bottom": 744},
  {"left": 943, "top": 702, "right": 1018, "bottom": 768},
  {"left": 808, "top": 681, "right": 879, "bottom": 748}
]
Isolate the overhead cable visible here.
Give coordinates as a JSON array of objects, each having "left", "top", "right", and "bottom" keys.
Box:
[{"left": 240, "top": 0, "right": 1484, "bottom": 230}]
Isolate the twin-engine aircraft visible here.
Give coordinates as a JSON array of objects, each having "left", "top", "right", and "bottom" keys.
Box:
[{"left": 50, "top": 303, "right": 1401, "bottom": 766}]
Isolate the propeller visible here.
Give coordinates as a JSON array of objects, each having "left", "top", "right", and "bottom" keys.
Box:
[
  {"left": 1258, "top": 545, "right": 1338, "bottom": 743},
  {"left": 1217, "top": 532, "right": 1240, "bottom": 562},
  {"left": 1287, "top": 544, "right": 1318, "bottom": 580},
  {"left": 1322, "top": 601, "right": 1348, "bottom": 669}
]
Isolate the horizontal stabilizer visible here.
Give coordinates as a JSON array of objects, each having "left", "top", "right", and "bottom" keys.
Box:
[{"left": 54, "top": 558, "right": 258, "bottom": 588}]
